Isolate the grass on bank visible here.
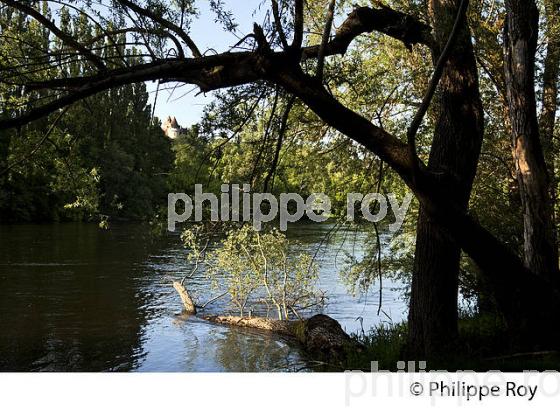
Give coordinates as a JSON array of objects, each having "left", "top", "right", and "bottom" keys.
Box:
[{"left": 341, "top": 314, "right": 560, "bottom": 372}]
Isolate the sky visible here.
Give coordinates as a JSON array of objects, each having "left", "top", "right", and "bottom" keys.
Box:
[{"left": 147, "top": 0, "right": 265, "bottom": 128}]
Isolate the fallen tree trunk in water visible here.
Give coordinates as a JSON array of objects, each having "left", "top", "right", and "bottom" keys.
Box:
[
  {"left": 173, "top": 281, "right": 197, "bottom": 314},
  {"left": 203, "top": 315, "right": 293, "bottom": 335},
  {"left": 173, "top": 281, "right": 361, "bottom": 360},
  {"left": 204, "top": 314, "right": 362, "bottom": 360}
]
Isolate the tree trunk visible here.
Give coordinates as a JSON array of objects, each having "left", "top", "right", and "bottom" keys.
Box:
[
  {"left": 173, "top": 281, "right": 197, "bottom": 314},
  {"left": 504, "top": 0, "right": 559, "bottom": 284},
  {"left": 408, "top": 0, "right": 484, "bottom": 357},
  {"left": 436, "top": 202, "right": 560, "bottom": 347},
  {"left": 204, "top": 314, "right": 362, "bottom": 360},
  {"left": 409, "top": 216, "right": 461, "bottom": 356}
]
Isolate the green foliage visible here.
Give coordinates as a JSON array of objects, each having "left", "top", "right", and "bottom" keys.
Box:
[
  {"left": 182, "top": 224, "right": 324, "bottom": 319},
  {"left": 345, "top": 313, "right": 560, "bottom": 371},
  {"left": 0, "top": 4, "right": 173, "bottom": 223},
  {"left": 345, "top": 323, "right": 408, "bottom": 371}
]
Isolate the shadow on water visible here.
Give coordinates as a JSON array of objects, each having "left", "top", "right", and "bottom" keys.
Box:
[
  {"left": 0, "top": 222, "right": 407, "bottom": 372},
  {"left": 0, "top": 224, "right": 156, "bottom": 371}
]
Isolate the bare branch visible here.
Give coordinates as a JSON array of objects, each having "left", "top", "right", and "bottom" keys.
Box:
[
  {"left": 263, "top": 95, "right": 296, "bottom": 192},
  {"left": 316, "top": 0, "right": 337, "bottom": 81},
  {"left": 292, "top": 0, "right": 304, "bottom": 49},
  {"left": 0, "top": 53, "right": 263, "bottom": 130},
  {"left": 85, "top": 27, "right": 185, "bottom": 59},
  {"left": 271, "top": 0, "right": 289, "bottom": 49},
  {"left": 115, "top": 0, "right": 202, "bottom": 58},
  {"left": 267, "top": 63, "right": 415, "bottom": 181},
  {"left": 199, "top": 291, "right": 229, "bottom": 309}
]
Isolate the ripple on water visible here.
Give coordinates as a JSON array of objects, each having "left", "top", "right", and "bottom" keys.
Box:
[{"left": 0, "top": 222, "right": 407, "bottom": 371}]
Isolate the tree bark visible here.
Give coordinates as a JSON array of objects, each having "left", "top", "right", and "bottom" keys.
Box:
[
  {"left": 504, "top": 0, "right": 559, "bottom": 284},
  {"left": 204, "top": 314, "right": 361, "bottom": 360},
  {"left": 173, "top": 281, "right": 197, "bottom": 314},
  {"left": 408, "top": 0, "right": 484, "bottom": 357}
]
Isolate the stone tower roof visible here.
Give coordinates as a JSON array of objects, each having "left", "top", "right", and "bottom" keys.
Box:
[
  {"left": 162, "top": 116, "right": 179, "bottom": 130},
  {"left": 162, "top": 116, "right": 181, "bottom": 139}
]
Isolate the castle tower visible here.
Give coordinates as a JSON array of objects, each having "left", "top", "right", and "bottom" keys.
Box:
[{"left": 162, "top": 116, "right": 181, "bottom": 139}]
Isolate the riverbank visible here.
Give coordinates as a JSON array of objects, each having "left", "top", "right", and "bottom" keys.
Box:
[{"left": 345, "top": 315, "right": 560, "bottom": 372}]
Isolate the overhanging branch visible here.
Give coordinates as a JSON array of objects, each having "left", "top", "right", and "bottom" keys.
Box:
[{"left": 303, "top": 5, "right": 434, "bottom": 59}]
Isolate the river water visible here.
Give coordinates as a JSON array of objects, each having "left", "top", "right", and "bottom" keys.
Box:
[{"left": 0, "top": 223, "right": 407, "bottom": 371}]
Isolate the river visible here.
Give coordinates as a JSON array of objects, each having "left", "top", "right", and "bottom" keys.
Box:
[{"left": 0, "top": 223, "right": 407, "bottom": 371}]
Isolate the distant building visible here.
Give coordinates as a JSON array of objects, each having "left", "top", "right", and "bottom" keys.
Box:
[{"left": 161, "top": 116, "right": 182, "bottom": 139}]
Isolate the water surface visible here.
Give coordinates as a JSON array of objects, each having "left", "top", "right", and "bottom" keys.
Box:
[{"left": 0, "top": 223, "right": 406, "bottom": 371}]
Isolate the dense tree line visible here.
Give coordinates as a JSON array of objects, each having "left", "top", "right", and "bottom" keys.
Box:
[{"left": 0, "top": 4, "right": 172, "bottom": 223}]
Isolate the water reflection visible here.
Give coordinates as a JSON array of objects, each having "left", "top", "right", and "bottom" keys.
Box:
[
  {"left": 0, "top": 222, "right": 407, "bottom": 372},
  {"left": 213, "top": 326, "right": 303, "bottom": 372},
  {"left": 0, "top": 224, "right": 155, "bottom": 371}
]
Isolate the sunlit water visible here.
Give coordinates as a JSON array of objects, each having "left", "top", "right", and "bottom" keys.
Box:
[{"left": 0, "top": 223, "right": 407, "bottom": 371}]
